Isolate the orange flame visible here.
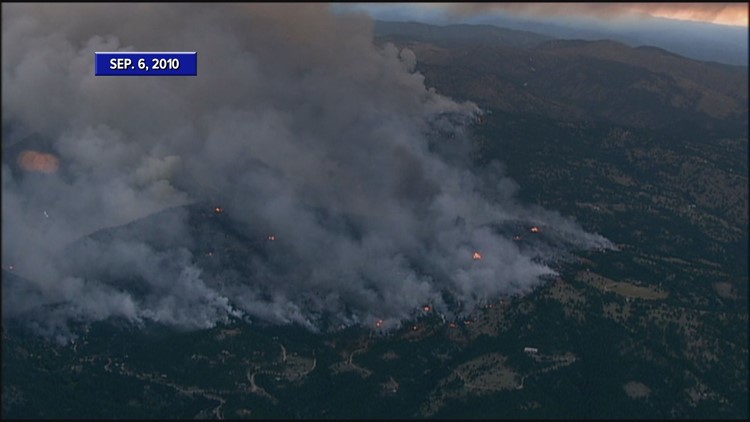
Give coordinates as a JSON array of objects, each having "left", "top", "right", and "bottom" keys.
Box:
[
  {"left": 472, "top": 251, "right": 482, "bottom": 260},
  {"left": 422, "top": 305, "right": 431, "bottom": 312},
  {"left": 17, "top": 150, "right": 59, "bottom": 174},
  {"left": 214, "top": 207, "right": 223, "bottom": 214},
  {"left": 530, "top": 226, "right": 540, "bottom": 233},
  {"left": 267, "top": 235, "right": 276, "bottom": 241},
  {"left": 375, "top": 319, "right": 384, "bottom": 328}
]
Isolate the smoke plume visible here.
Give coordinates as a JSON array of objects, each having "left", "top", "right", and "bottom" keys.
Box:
[{"left": 2, "top": 3, "right": 612, "bottom": 341}]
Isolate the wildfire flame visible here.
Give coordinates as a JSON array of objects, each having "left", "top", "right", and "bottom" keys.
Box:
[
  {"left": 513, "top": 235, "right": 522, "bottom": 241},
  {"left": 530, "top": 226, "right": 540, "bottom": 233},
  {"left": 472, "top": 251, "right": 482, "bottom": 260},
  {"left": 17, "top": 150, "right": 59, "bottom": 174},
  {"left": 214, "top": 207, "right": 223, "bottom": 214},
  {"left": 422, "top": 305, "right": 431, "bottom": 312},
  {"left": 375, "top": 319, "right": 384, "bottom": 328},
  {"left": 267, "top": 235, "right": 276, "bottom": 241}
]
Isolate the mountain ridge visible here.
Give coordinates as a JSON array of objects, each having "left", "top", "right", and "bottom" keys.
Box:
[{"left": 374, "top": 24, "right": 747, "bottom": 131}]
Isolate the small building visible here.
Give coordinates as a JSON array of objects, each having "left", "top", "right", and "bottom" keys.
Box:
[{"left": 524, "top": 347, "right": 538, "bottom": 354}]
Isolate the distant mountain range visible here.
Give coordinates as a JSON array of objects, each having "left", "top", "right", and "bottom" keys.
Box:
[
  {"left": 374, "top": 17, "right": 749, "bottom": 66},
  {"left": 374, "top": 20, "right": 554, "bottom": 49},
  {"left": 375, "top": 21, "right": 748, "bottom": 132}
]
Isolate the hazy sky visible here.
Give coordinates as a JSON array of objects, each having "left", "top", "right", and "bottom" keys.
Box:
[{"left": 348, "top": 2, "right": 749, "bottom": 27}]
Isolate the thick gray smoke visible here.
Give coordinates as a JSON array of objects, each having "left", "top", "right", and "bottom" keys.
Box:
[{"left": 2, "top": 4, "right": 612, "bottom": 340}]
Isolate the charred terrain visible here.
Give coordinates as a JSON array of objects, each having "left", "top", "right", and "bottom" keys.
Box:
[{"left": 3, "top": 21, "right": 748, "bottom": 419}]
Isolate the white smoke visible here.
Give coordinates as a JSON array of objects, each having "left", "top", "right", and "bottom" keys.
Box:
[{"left": 1, "top": 3, "right": 613, "bottom": 341}]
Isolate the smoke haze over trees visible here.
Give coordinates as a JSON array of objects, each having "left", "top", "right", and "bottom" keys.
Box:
[{"left": 2, "top": 4, "right": 612, "bottom": 341}]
